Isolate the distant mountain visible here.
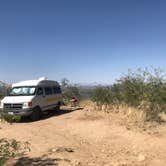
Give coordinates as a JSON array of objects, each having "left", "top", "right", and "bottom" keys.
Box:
[{"left": 75, "top": 83, "right": 112, "bottom": 99}]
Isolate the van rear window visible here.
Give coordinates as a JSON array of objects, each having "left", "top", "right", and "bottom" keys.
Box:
[
  {"left": 44, "top": 87, "right": 53, "bottom": 95},
  {"left": 53, "top": 87, "right": 61, "bottom": 94}
]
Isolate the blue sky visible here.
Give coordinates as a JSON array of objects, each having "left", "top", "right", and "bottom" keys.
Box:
[{"left": 0, "top": 0, "right": 166, "bottom": 84}]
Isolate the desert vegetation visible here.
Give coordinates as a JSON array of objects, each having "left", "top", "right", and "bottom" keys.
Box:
[
  {"left": 0, "top": 138, "right": 30, "bottom": 166},
  {"left": 60, "top": 78, "right": 81, "bottom": 104},
  {"left": 1, "top": 69, "right": 166, "bottom": 122},
  {"left": 91, "top": 68, "right": 166, "bottom": 121},
  {"left": 1, "top": 70, "right": 166, "bottom": 165},
  {"left": 0, "top": 81, "right": 10, "bottom": 99}
]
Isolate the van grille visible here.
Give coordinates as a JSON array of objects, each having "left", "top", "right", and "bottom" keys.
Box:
[{"left": 4, "top": 103, "right": 23, "bottom": 110}]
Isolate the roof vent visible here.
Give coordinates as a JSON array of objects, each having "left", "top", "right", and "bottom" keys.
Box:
[{"left": 38, "top": 77, "right": 47, "bottom": 81}]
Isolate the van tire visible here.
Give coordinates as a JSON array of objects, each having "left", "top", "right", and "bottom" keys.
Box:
[
  {"left": 30, "top": 107, "right": 41, "bottom": 121},
  {"left": 55, "top": 105, "right": 60, "bottom": 111},
  {"left": 55, "top": 102, "right": 60, "bottom": 111}
]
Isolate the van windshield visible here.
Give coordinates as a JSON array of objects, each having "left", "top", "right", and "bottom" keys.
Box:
[{"left": 9, "top": 86, "right": 36, "bottom": 96}]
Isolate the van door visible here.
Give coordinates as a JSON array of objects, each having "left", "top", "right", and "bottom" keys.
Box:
[
  {"left": 36, "top": 87, "right": 46, "bottom": 111},
  {"left": 44, "top": 87, "right": 54, "bottom": 110},
  {"left": 53, "top": 86, "right": 62, "bottom": 105}
]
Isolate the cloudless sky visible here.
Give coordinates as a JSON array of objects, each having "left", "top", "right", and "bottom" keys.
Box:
[{"left": 0, "top": 0, "right": 166, "bottom": 84}]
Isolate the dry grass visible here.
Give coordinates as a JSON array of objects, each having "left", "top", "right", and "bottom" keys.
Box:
[
  {"left": 80, "top": 100, "right": 147, "bottom": 123},
  {"left": 80, "top": 100, "right": 166, "bottom": 133}
]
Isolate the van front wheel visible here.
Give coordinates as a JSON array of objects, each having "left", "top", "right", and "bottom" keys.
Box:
[{"left": 30, "top": 107, "right": 41, "bottom": 121}]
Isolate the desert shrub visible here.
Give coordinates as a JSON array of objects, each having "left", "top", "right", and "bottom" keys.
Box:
[
  {"left": 0, "top": 94, "right": 3, "bottom": 100},
  {"left": 91, "top": 68, "right": 166, "bottom": 121},
  {"left": 0, "top": 82, "right": 11, "bottom": 99},
  {"left": 0, "top": 114, "right": 21, "bottom": 123},
  {"left": 0, "top": 138, "right": 30, "bottom": 166},
  {"left": 91, "top": 86, "right": 111, "bottom": 106},
  {"left": 63, "top": 86, "right": 81, "bottom": 102},
  {"left": 61, "top": 78, "right": 81, "bottom": 104}
]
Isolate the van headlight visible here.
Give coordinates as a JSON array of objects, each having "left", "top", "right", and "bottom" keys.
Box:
[{"left": 23, "top": 102, "right": 32, "bottom": 107}]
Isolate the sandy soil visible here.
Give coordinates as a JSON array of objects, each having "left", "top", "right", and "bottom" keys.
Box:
[{"left": 1, "top": 106, "right": 166, "bottom": 166}]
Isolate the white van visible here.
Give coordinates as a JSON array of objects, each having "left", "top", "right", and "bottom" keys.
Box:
[{"left": 0, "top": 77, "right": 63, "bottom": 121}]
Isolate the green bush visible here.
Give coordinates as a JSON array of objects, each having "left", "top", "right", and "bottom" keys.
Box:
[
  {"left": 91, "top": 68, "right": 166, "bottom": 121},
  {"left": 0, "top": 138, "right": 30, "bottom": 166},
  {"left": 91, "top": 86, "right": 111, "bottom": 106},
  {"left": 0, "top": 114, "right": 21, "bottom": 123}
]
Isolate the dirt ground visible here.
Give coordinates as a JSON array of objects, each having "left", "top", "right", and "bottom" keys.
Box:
[{"left": 1, "top": 105, "right": 166, "bottom": 166}]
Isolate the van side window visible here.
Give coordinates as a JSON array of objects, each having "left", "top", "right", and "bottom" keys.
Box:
[
  {"left": 37, "top": 87, "right": 43, "bottom": 95},
  {"left": 57, "top": 87, "right": 62, "bottom": 94},
  {"left": 53, "top": 87, "right": 61, "bottom": 94},
  {"left": 45, "top": 87, "right": 53, "bottom": 95}
]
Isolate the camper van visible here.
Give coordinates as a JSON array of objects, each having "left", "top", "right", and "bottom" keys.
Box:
[{"left": 0, "top": 77, "right": 63, "bottom": 121}]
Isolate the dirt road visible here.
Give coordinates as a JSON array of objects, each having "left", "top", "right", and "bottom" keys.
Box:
[{"left": 1, "top": 106, "right": 166, "bottom": 166}]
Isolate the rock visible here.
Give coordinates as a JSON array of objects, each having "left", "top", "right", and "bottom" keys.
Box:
[
  {"left": 51, "top": 148, "right": 56, "bottom": 152},
  {"left": 101, "top": 149, "right": 105, "bottom": 153},
  {"left": 121, "top": 161, "right": 127, "bottom": 165},
  {"left": 159, "top": 112, "right": 166, "bottom": 122},
  {"left": 65, "top": 147, "right": 74, "bottom": 153},
  {"left": 137, "top": 154, "right": 146, "bottom": 162},
  {"left": 126, "top": 126, "right": 131, "bottom": 130},
  {"left": 102, "top": 105, "right": 106, "bottom": 111},
  {"left": 51, "top": 147, "right": 74, "bottom": 153},
  {"left": 72, "top": 160, "right": 81, "bottom": 165}
]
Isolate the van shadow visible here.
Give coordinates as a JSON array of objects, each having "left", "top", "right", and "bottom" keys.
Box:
[
  {"left": 20, "top": 107, "right": 84, "bottom": 123},
  {"left": 13, "top": 156, "right": 59, "bottom": 166},
  {"left": 41, "top": 107, "right": 84, "bottom": 120}
]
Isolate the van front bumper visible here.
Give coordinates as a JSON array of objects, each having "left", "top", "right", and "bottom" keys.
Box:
[{"left": 0, "top": 108, "right": 33, "bottom": 117}]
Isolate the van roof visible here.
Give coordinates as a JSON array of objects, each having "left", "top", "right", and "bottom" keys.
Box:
[{"left": 12, "top": 78, "right": 60, "bottom": 87}]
